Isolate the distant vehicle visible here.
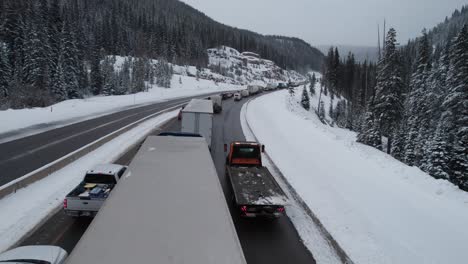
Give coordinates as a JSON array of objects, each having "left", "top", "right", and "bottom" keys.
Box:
[
  {"left": 240, "top": 89, "right": 249, "bottom": 98},
  {"left": 65, "top": 136, "right": 247, "bottom": 264},
  {"left": 210, "top": 95, "right": 223, "bottom": 113},
  {"left": 221, "top": 92, "right": 233, "bottom": 100},
  {"left": 224, "top": 141, "right": 287, "bottom": 218},
  {"left": 0, "top": 246, "right": 68, "bottom": 264},
  {"left": 158, "top": 131, "right": 202, "bottom": 137},
  {"left": 266, "top": 83, "right": 277, "bottom": 91},
  {"left": 181, "top": 99, "right": 213, "bottom": 148},
  {"left": 178, "top": 106, "right": 185, "bottom": 120},
  {"left": 234, "top": 93, "right": 242, "bottom": 101},
  {"left": 247, "top": 85, "right": 261, "bottom": 95},
  {"left": 277, "top": 82, "right": 288, "bottom": 89},
  {"left": 287, "top": 81, "right": 300, "bottom": 88},
  {"left": 64, "top": 164, "right": 127, "bottom": 217}
]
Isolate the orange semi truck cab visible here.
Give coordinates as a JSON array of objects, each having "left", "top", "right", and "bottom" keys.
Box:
[{"left": 224, "top": 141, "right": 287, "bottom": 218}]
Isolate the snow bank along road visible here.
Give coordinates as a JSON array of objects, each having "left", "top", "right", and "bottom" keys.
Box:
[
  {"left": 20, "top": 95, "right": 317, "bottom": 264},
  {"left": 245, "top": 90, "right": 468, "bottom": 264},
  {"left": 0, "top": 93, "right": 221, "bottom": 187}
]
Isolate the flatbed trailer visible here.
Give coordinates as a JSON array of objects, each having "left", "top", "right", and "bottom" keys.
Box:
[
  {"left": 66, "top": 136, "right": 246, "bottom": 264},
  {"left": 225, "top": 142, "right": 287, "bottom": 218}
]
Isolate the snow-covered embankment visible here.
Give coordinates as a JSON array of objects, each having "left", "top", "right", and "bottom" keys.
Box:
[{"left": 243, "top": 89, "right": 468, "bottom": 264}]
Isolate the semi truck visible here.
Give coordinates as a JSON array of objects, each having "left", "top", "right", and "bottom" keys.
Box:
[
  {"left": 240, "top": 89, "right": 249, "bottom": 98},
  {"left": 65, "top": 136, "right": 246, "bottom": 264},
  {"left": 63, "top": 164, "right": 127, "bottom": 217},
  {"left": 247, "top": 85, "right": 260, "bottom": 95},
  {"left": 209, "top": 95, "right": 223, "bottom": 113},
  {"left": 224, "top": 141, "right": 287, "bottom": 218},
  {"left": 181, "top": 99, "right": 213, "bottom": 148}
]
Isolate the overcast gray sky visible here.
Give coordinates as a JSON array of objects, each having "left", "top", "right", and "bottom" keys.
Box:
[{"left": 181, "top": 0, "right": 466, "bottom": 47}]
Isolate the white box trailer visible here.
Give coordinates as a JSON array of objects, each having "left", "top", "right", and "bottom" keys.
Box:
[
  {"left": 209, "top": 95, "right": 222, "bottom": 113},
  {"left": 181, "top": 99, "right": 213, "bottom": 148},
  {"left": 240, "top": 89, "right": 249, "bottom": 97},
  {"left": 247, "top": 85, "right": 262, "bottom": 95},
  {"left": 65, "top": 136, "right": 246, "bottom": 264}
]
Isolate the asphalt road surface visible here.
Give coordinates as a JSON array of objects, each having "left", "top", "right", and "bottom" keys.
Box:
[
  {"left": 0, "top": 94, "right": 216, "bottom": 187},
  {"left": 20, "top": 94, "right": 316, "bottom": 263}
]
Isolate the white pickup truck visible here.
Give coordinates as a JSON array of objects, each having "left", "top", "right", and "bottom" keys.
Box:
[{"left": 63, "top": 164, "right": 127, "bottom": 217}]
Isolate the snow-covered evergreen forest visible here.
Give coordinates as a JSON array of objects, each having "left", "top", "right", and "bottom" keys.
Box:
[
  {"left": 320, "top": 6, "right": 468, "bottom": 190},
  {"left": 0, "top": 0, "right": 323, "bottom": 109}
]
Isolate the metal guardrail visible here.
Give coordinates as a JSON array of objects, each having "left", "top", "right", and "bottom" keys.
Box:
[{"left": 243, "top": 98, "right": 354, "bottom": 264}]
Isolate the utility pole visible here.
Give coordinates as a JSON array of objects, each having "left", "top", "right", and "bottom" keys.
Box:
[{"left": 383, "top": 19, "right": 386, "bottom": 53}]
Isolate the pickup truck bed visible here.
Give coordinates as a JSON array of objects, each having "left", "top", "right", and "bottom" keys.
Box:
[
  {"left": 227, "top": 166, "right": 287, "bottom": 206},
  {"left": 64, "top": 182, "right": 115, "bottom": 217}
]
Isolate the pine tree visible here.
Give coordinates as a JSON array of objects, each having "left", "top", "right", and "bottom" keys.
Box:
[
  {"left": 309, "top": 73, "right": 316, "bottom": 96},
  {"left": 328, "top": 98, "right": 334, "bottom": 119},
  {"left": 133, "top": 58, "right": 146, "bottom": 92},
  {"left": 196, "top": 68, "right": 200, "bottom": 81},
  {"left": 357, "top": 111, "right": 382, "bottom": 150},
  {"left": 101, "top": 56, "right": 116, "bottom": 95},
  {"left": 404, "top": 29, "right": 432, "bottom": 165},
  {"left": 301, "top": 85, "right": 310, "bottom": 110},
  {"left": 154, "top": 58, "right": 173, "bottom": 88},
  {"left": 318, "top": 100, "right": 325, "bottom": 121},
  {"left": 61, "top": 21, "right": 80, "bottom": 99},
  {"left": 118, "top": 58, "right": 131, "bottom": 95},
  {"left": 391, "top": 122, "right": 407, "bottom": 161},
  {"left": 372, "top": 28, "right": 404, "bottom": 153},
  {"left": 50, "top": 52, "right": 67, "bottom": 101},
  {"left": 288, "top": 86, "right": 295, "bottom": 97},
  {"left": 22, "top": 20, "right": 42, "bottom": 86},
  {"left": 442, "top": 25, "right": 468, "bottom": 188},
  {"left": 90, "top": 47, "right": 102, "bottom": 95},
  {"left": 334, "top": 100, "right": 347, "bottom": 127},
  {"left": 0, "top": 42, "right": 12, "bottom": 102},
  {"left": 423, "top": 117, "right": 451, "bottom": 179}
]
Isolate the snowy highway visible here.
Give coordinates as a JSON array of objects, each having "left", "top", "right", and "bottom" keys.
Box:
[
  {"left": 0, "top": 94, "right": 219, "bottom": 187},
  {"left": 19, "top": 94, "right": 317, "bottom": 264}
]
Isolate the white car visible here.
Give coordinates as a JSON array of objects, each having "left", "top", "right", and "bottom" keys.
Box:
[
  {"left": 0, "top": 246, "right": 68, "bottom": 264},
  {"left": 234, "top": 93, "right": 242, "bottom": 101}
]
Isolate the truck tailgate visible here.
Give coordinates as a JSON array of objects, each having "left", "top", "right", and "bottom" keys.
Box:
[
  {"left": 228, "top": 166, "right": 287, "bottom": 206},
  {"left": 66, "top": 197, "right": 104, "bottom": 212}
]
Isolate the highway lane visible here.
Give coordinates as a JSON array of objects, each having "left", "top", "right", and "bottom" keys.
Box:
[
  {"left": 20, "top": 94, "right": 315, "bottom": 263},
  {"left": 212, "top": 97, "right": 315, "bottom": 264},
  {"left": 0, "top": 93, "right": 218, "bottom": 187}
]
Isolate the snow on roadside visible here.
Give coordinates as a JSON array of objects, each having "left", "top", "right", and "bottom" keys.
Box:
[
  {"left": 240, "top": 102, "right": 342, "bottom": 264},
  {"left": 244, "top": 90, "right": 468, "bottom": 264},
  {"left": 0, "top": 109, "right": 178, "bottom": 252},
  {"left": 0, "top": 75, "right": 243, "bottom": 139}
]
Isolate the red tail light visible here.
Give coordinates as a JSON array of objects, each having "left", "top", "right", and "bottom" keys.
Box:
[
  {"left": 63, "top": 199, "right": 67, "bottom": 209},
  {"left": 240, "top": 206, "right": 247, "bottom": 212},
  {"left": 277, "top": 207, "right": 285, "bottom": 213}
]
